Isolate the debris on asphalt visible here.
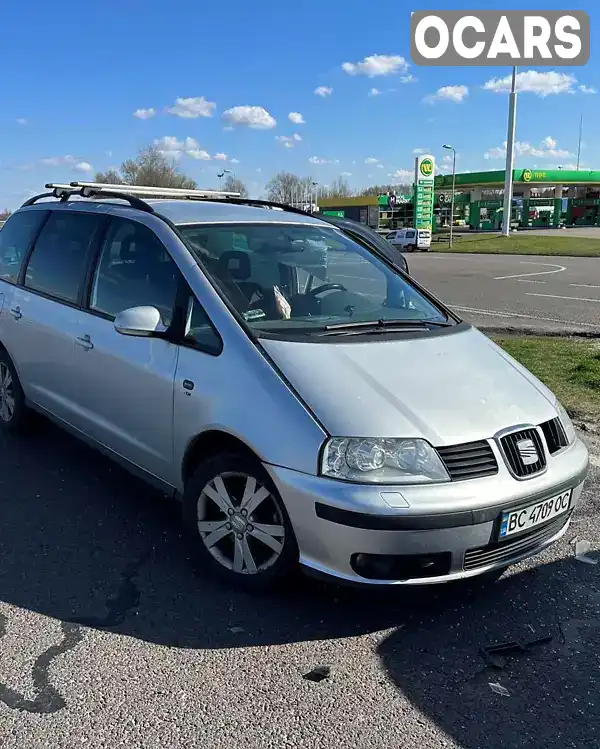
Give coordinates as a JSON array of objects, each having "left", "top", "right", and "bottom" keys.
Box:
[
  {"left": 489, "top": 682, "right": 510, "bottom": 697},
  {"left": 228, "top": 626, "right": 245, "bottom": 634},
  {"left": 485, "top": 636, "right": 552, "bottom": 656},
  {"left": 574, "top": 540, "right": 598, "bottom": 565},
  {"left": 303, "top": 665, "right": 331, "bottom": 682},
  {"left": 481, "top": 635, "right": 552, "bottom": 668}
]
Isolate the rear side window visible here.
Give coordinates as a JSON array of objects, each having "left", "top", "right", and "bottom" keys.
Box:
[
  {"left": 24, "top": 212, "right": 103, "bottom": 303},
  {"left": 406, "top": 231, "right": 416, "bottom": 239},
  {"left": 0, "top": 211, "right": 47, "bottom": 284}
]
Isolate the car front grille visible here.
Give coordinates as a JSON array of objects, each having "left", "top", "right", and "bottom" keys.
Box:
[
  {"left": 499, "top": 428, "right": 546, "bottom": 478},
  {"left": 540, "top": 417, "right": 569, "bottom": 455},
  {"left": 436, "top": 440, "right": 498, "bottom": 481},
  {"left": 463, "top": 514, "right": 570, "bottom": 571}
]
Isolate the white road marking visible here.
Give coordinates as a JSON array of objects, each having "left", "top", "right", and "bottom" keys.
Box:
[
  {"left": 570, "top": 283, "right": 600, "bottom": 289},
  {"left": 526, "top": 292, "right": 600, "bottom": 304},
  {"left": 494, "top": 261, "right": 566, "bottom": 281},
  {"left": 448, "top": 304, "right": 596, "bottom": 328},
  {"left": 518, "top": 279, "right": 546, "bottom": 284}
]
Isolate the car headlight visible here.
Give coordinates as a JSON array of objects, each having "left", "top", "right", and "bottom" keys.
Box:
[
  {"left": 556, "top": 401, "right": 577, "bottom": 445},
  {"left": 321, "top": 437, "right": 450, "bottom": 484}
]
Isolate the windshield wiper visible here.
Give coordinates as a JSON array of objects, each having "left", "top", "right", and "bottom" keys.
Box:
[{"left": 322, "top": 318, "right": 452, "bottom": 333}]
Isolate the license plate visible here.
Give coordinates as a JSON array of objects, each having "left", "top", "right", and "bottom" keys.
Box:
[{"left": 499, "top": 490, "right": 572, "bottom": 539}]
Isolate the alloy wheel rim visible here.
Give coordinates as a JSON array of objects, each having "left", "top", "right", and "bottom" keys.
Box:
[
  {"left": 196, "top": 471, "right": 285, "bottom": 575},
  {"left": 0, "top": 363, "right": 15, "bottom": 423}
]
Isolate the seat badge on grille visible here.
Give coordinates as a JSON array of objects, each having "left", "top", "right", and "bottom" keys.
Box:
[{"left": 517, "top": 438, "right": 539, "bottom": 466}]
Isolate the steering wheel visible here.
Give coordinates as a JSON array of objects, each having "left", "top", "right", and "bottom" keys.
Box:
[{"left": 307, "top": 283, "right": 347, "bottom": 298}]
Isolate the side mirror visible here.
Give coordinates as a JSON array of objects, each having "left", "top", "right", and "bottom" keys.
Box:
[{"left": 114, "top": 306, "right": 167, "bottom": 337}]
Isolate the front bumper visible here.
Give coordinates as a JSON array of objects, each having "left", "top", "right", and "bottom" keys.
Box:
[{"left": 266, "top": 437, "right": 589, "bottom": 585}]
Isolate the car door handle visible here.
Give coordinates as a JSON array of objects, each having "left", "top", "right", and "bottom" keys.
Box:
[
  {"left": 9, "top": 307, "right": 22, "bottom": 320},
  {"left": 75, "top": 334, "right": 94, "bottom": 351}
]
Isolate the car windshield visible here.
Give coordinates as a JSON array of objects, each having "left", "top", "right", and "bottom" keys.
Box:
[{"left": 180, "top": 222, "right": 449, "bottom": 336}]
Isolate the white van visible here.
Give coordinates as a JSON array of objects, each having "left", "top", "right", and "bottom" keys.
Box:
[{"left": 386, "top": 228, "right": 418, "bottom": 252}]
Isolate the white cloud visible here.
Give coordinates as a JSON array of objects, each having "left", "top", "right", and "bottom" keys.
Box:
[
  {"left": 376, "top": 163, "right": 385, "bottom": 169},
  {"left": 276, "top": 133, "right": 302, "bottom": 148},
  {"left": 342, "top": 54, "right": 408, "bottom": 77},
  {"left": 365, "top": 157, "right": 380, "bottom": 164},
  {"left": 484, "top": 137, "right": 572, "bottom": 160},
  {"left": 133, "top": 108, "right": 156, "bottom": 120},
  {"left": 230, "top": 158, "right": 240, "bottom": 164},
  {"left": 389, "top": 169, "right": 413, "bottom": 182},
  {"left": 559, "top": 163, "right": 591, "bottom": 170},
  {"left": 441, "top": 154, "right": 454, "bottom": 165},
  {"left": 168, "top": 96, "right": 216, "bottom": 118},
  {"left": 105, "top": 150, "right": 113, "bottom": 158},
  {"left": 340, "top": 172, "right": 352, "bottom": 177},
  {"left": 368, "top": 88, "right": 382, "bottom": 97},
  {"left": 309, "top": 156, "right": 338, "bottom": 165},
  {"left": 288, "top": 111, "right": 305, "bottom": 124},
  {"left": 39, "top": 155, "right": 94, "bottom": 173},
  {"left": 275, "top": 133, "right": 302, "bottom": 148},
  {"left": 214, "top": 153, "right": 228, "bottom": 161},
  {"left": 154, "top": 136, "right": 213, "bottom": 160},
  {"left": 15, "top": 118, "right": 27, "bottom": 125},
  {"left": 413, "top": 148, "right": 428, "bottom": 155},
  {"left": 579, "top": 84, "right": 597, "bottom": 95},
  {"left": 314, "top": 86, "right": 333, "bottom": 97},
  {"left": 40, "top": 155, "right": 77, "bottom": 167},
  {"left": 221, "top": 105, "right": 276, "bottom": 129},
  {"left": 483, "top": 71, "right": 577, "bottom": 97},
  {"left": 400, "top": 74, "right": 417, "bottom": 84},
  {"left": 187, "top": 149, "right": 212, "bottom": 160},
  {"left": 424, "top": 85, "right": 468, "bottom": 104}
]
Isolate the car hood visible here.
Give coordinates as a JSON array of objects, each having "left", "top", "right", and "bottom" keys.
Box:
[{"left": 260, "top": 325, "right": 558, "bottom": 445}]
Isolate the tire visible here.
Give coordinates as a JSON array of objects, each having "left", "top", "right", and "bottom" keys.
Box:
[
  {"left": 182, "top": 452, "right": 299, "bottom": 591},
  {"left": 0, "top": 349, "right": 29, "bottom": 433}
]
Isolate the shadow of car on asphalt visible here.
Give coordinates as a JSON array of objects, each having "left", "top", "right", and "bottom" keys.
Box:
[{"left": 0, "top": 417, "right": 598, "bottom": 745}]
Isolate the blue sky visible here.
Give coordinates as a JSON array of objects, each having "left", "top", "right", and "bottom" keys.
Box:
[{"left": 1, "top": 0, "right": 598, "bottom": 207}]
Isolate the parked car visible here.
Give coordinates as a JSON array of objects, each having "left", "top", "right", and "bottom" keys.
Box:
[
  {"left": 386, "top": 227, "right": 419, "bottom": 252},
  {"left": 316, "top": 214, "right": 408, "bottom": 275},
  {"left": 0, "top": 183, "right": 589, "bottom": 590}
]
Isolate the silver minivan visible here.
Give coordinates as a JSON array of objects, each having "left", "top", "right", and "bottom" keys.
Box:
[{"left": 0, "top": 183, "right": 589, "bottom": 589}]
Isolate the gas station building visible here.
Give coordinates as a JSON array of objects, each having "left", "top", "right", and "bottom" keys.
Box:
[{"left": 318, "top": 168, "right": 600, "bottom": 232}]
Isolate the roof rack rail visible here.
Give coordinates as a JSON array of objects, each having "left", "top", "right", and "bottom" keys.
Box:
[
  {"left": 29, "top": 183, "right": 155, "bottom": 213},
  {"left": 69, "top": 182, "right": 241, "bottom": 199},
  {"left": 21, "top": 182, "right": 317, "bottom": 220}
]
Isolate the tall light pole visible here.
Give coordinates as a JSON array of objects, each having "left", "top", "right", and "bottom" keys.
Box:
[
  {"left": 443, "top": 144, "right": 456, "bottom": 248},
  {"left": 218, "top": 169, "right": 232, "bottom": 190},
  {"left": 311, "top": 181, "right": 319, "bottom": 213},
  {"left": 576, "top": 113, "right": 583, "bottom": 171},
  {"left": 502, "top": 66, "right": 518, "bottom": 237}
]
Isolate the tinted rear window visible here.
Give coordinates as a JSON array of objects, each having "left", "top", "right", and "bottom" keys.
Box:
[
  {"left": 24, "top": 212, "right": 103, "bottom": 303},
  {"left": 0, "top": 210, "right": 47, "bottom": 284}
]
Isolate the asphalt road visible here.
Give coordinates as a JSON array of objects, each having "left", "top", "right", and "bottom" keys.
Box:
[
  {"left": 0, "top": 416, "right": 599, "bottom": 748},
  {"left": 409, "top": 252, "right": 600, "bottom": 334}
]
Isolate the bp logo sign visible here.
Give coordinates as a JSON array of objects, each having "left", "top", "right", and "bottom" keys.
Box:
[
  {"left": 420, "top": 158, "right": 434, "bottom": 177},
  {"left": 523, "top": 169, "right": 533, "bottom": 182}
]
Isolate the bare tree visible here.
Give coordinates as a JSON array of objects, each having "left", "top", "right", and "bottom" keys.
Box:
[
  {"left": 358, "top": 183, "right": 412, "bottom": 197},
  {"left": 318, "top": 177, "right": 354, "bottom": 200},
  {"left": 222, "top": 175, "right": 249, "bottom": 198},
  {"left": 94, "top": 146, "right": 197, "bottom": 188},
  {"left": 0, "top": 209, "right": 11, "bottom": 221},
  {"left": 265, "top": 172, "right": 315, "bottom": 204}
]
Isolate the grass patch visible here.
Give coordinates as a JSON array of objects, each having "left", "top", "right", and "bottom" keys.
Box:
[
  {"left": 492, "top": 336, "right": 600, "bottom": 421},
  {"left": 436, "top": 233, "right": 600, "bottom": 257}
]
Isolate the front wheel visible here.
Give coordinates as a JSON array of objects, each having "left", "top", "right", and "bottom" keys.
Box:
[{"left": 183, "top": 452, "right": 298, "bottom": 590}]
